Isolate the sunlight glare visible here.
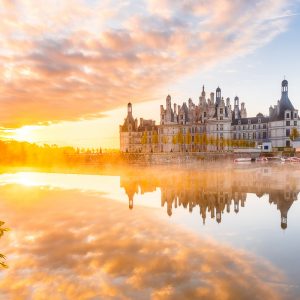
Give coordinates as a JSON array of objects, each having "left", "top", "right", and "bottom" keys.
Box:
[
  {"left": 15, "top": 173, "right": 39, "bottom": 187},
  {"left": 9, "top": 126, "right": 39, "bottom": 143}
]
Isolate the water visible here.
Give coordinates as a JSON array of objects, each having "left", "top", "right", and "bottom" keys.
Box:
[{"left": 0, "top": 164, "right": 299, "bottom": 299}]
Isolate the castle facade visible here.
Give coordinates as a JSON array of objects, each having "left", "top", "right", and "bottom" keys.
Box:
[{"left": 120, "top": 80, "right": 299, "bottom": 153}]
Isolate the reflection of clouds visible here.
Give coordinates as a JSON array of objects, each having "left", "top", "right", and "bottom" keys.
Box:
[{"left": 0, "top": 185, "right": 286, "bottom": 299}]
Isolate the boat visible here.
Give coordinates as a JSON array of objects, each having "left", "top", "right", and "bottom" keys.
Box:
[
  {"left": 267, "top": 156, "right": 285, "bottom": 163},
  {"left": 284, "top": 157, "right": 300, "bottom": 163},
  {"left": 256, "top": 157, "right": 268, "bottom": 162},
  {"left": 234, "top": 157, "right": 252, "bottom": 163}
]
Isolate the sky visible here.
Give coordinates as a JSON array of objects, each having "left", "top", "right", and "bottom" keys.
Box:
[{"left": 0, "top": 0, "right": 300, "bottom": 149}]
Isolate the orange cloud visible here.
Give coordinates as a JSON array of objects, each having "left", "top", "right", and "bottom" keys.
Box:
[{"left": 0, "top": 0, "right": 295, "bottom": 128}]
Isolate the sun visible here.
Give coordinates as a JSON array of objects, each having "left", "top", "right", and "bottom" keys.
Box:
[{"left": 9, "top": 126, "right": 38, "bottom": 143}]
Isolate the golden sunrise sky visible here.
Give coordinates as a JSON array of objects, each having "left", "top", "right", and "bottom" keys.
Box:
[{"left": 1, "top": 0, "right": 300, "bottom": 148}]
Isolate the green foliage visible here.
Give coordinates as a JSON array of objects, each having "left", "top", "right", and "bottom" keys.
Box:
[{"left": 0, "top": 221, "right": 8, "bottom": 269}]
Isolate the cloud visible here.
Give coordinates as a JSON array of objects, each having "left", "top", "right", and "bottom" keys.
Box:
[
  {"left": 0, "top": 185, "right": 288, "bottom": 299},
  {"left": 0, "top": 0, "right": 296, "bottom": 127}
]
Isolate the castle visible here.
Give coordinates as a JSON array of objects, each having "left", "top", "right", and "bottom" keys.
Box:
[{"left": 120, "top": 79, "right": 299, "bottom": 153}]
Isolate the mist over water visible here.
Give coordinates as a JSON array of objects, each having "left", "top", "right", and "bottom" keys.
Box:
[{"left": 0, "top": 163, "right": 300, "bottom": 299}]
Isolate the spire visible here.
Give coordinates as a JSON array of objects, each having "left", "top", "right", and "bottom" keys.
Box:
[
  {"left": 216, "top": 87, "right": 221, "bottom": 104},
  {"left": 201, "top": 85, "right": 205, "bottom": 97}
]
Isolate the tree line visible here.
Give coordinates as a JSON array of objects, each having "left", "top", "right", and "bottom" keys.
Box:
[
  {"left": 140, "top": 131, "right": 256, "bottom": 151},
  {"left": 0, "top": 140, "right": 120, "bottom": 167}
]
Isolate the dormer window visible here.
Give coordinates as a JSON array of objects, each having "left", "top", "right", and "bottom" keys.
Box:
[
  {"left": 294, "top": 112, "right": 297, "bottom": 118},
  {"left": 286, "top": 112, "right": 290, "bottom": 119},
  {"left": 248, "top": 119, "right": 251, "bottom": 124},
  {"left": 258, "top": 118, "right": 261, "bottom": 123}
]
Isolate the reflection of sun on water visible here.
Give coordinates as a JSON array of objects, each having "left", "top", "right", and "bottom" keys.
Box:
[{"left": 15, "top": 173, "right": 39, "bottom": 187}]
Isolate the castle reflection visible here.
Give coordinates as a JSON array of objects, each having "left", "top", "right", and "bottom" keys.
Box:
[{"left": 121, "top": 166, "right": 299, "bottom": 230}]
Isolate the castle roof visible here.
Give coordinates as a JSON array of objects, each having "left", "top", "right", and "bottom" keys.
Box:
[
  {"left": 120, "top": 114, "right": 136, "bottom": 131},
  {"left": 232, "top": 116, "right": 269, "bottom": 125},
  {"left": 270, "top": 80, "right": 296, "bottom": 121}
]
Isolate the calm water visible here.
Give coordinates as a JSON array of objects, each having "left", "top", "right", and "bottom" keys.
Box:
[{"left": 0, "top": 164, "right": 300, "bottom": 299}]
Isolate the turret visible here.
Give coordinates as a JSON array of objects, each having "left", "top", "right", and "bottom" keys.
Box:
[
  {"left": 269, "top": 106, "right": 274, "bottom": 117},
  {"left": 127, "top": 102, "right": 132, "bottom": 117},
  {"left": 166, "top": 95, "right": 171, "bottom": 109},
  {"left": 199, "top": 85, "right": 206, "bottom": 106},
  {"left": 210, "top": 92, "right": 214, "bottom": 104},
  {"left": 188, "top": 98, "right": 193, "bottom": 109},
  {"left": 216, "top": 87, "right": 221, "bottom": 104},
  {"left": 226, "top": 97, "right": 230, "bottom": 107},
  {"left": 234, "top": 96, "right": 239, "bottom": 119},
  {"left": 241, "top": 102, "right": 247, "bottom": 118},
  {"left": 282, "top": 79, "right": 288, "bottom": 94},
  {"left": 160, "top": 105, "right": 164, "bottom": 114},
  {"left": 201, "top": 85, "right": 206, "bottom": 97}
]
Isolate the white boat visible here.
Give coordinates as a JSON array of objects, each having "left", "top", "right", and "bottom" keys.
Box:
[
  {"left": 267, "top": 156, "right": 285, "bottom": 163},
  {"left": 284, "top": 157, "right": 300, "bottom": 163},
  {"left": 256, "top": 157, "right": 268, "bottom": 162},
  {"left": 234, "top": 157, "right": 252, "bottom": 163}
]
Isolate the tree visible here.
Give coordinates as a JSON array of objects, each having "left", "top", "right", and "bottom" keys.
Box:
[
  {"left": 238, "top": 139, "right": 244, "bottom": 148},
  {"left": 202, "top": 133, "right": 208, "bottom": 151},
  {"left": 186, "top": 131, "right": 191, "bottom": 152},
  {"left": 177, "top": 131, "right": 183, "bottom": 151},
  {"left": 172, "top": 135, "right": 178, "bottom": 145},
  {"left": 172, "top": 135, "right": 178, "bottom": 152},
  {"left": 141, "top": 132, "right": 148, "bottom": 145},
  {"left": 152, "top": 131, "right": 159, "bottom": 144},
  {"left": 208, "top": 135, "right": 216, "bottom": 151},
  {"left": 223, "top": 138, "right": 231, "bottom": 150},
  {"left": 195, "top": 133, "right": 200, "bottom": 151},
  {"left": 0, "top": 221, "right": 9, "bottom": 269},
  {"left": 290, "top": 127, "right": 299, "bottom": 141}
]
